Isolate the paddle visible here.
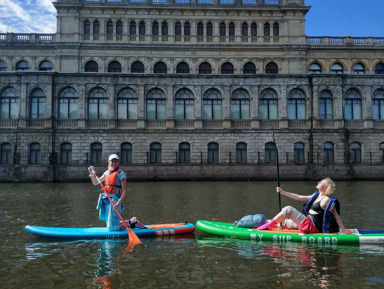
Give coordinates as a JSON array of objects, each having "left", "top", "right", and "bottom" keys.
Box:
[
  {"left": 273, "top": 133, "right": 282, "bottom": 211},
  {"left": 93, "top": 172, "right": 141, "bottom": 246}
]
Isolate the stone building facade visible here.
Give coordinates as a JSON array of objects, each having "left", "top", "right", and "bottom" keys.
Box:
[{"left": 0, "top": 0, "right": 383, "bottom": 181}]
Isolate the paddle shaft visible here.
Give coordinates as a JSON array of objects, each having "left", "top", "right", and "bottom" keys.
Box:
[
  {"left": 274, "top": 141, "right": 282, "bottom": 211},
  {"left": 93, "top": 173, "right": 141, "bottom": 245}
]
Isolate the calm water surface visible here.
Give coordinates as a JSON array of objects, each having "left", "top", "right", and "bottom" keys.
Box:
[{"left": 1, "top": 181, "right": 384, "bottom": 289}]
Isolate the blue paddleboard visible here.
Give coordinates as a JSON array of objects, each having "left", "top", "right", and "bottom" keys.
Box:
[{"left": 25, "top": 222, "right": 195, "bottom": 240}]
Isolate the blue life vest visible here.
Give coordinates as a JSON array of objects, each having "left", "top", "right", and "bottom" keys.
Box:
[{"left": 302, "top": 191, "right": 340, "bottom": 233}]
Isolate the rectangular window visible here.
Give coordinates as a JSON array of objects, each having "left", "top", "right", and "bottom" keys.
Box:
[
  {"left": 208, "top": 149, "right": 219, "bottom": 163},
  {"left": 236, "top": 149, "right": 247, "bottom": 163},
  {"left": 61, "top": 145, "right": 72, "bottom": 165},
  {"left": 179, "top": 149, "right": 190, "bottom": 164},
  {"left": 213, "top": 101, "right": 222, "bottom": 120},
  {"left": 231, "top": 101, "right": 240, "bottom": 120},
  {"left": 30, "top": 144, "right": 41, "bottom": 164},
  {"left": 265, "top": 149, "right": 276, "bottom": 164},
  {"left": 31, "top": 98, "right": 45, "bottom": 119},
  {"left": 121, "top": 149, "right": 132, "bottom": 163}
]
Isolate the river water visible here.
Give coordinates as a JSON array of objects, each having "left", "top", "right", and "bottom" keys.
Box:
[{"left": 1, "top": 181, "right": 384, "bottom": 289}]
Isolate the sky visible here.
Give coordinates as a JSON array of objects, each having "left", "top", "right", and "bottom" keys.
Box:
[{"left": 0, "top": 0, "right": 383, "bottom": 37}]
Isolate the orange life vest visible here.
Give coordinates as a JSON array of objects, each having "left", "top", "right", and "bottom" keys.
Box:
[{"left": 104, "top": 170, "right": 122, "bottom": 194}]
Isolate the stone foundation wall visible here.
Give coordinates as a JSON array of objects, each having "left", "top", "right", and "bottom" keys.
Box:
[{"left": 1, "top": 163, "right": 383, "bottom": 182}]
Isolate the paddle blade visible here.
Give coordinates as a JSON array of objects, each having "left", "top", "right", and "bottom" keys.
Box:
[{"left": 127, "top": 228, "right": 142, "bottom": 246}]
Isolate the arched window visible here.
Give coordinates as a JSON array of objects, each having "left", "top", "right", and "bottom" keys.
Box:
[
  {"left": 331, "top": 62, "right": 343, "bottom": 74},
  {"left": 107, "top": 20, "right": 113, "bottom": 36},
  {"left": 319, "top": 90, "right": 333, "bottom": 119},
  {"left": 108, "top": 61, "right": 122, "bottom": 72},
  {"left": 375, "top": 63, "right": 384, "bottom": 74},
  {"left": 264, "top": 23, "right": 270, "bottom": 36},
  {"left": 372, "top": 89, "right": 384, "bottom": 120},
  {"left": 116, "top": 21, "right": 123, "bottom": 35},
  {"left": 154, "top": 61, "right": 167, "bottom": 73},
  {"left": 199, "top": 62, "right": 212, "bottom": 74},
  {"left": 146, "top": 88, "right": 166, "bottom": 120},
  {"left": 265, "top": 62, "right": 278, "bottom": 74},
  {"left": 208, "top": 142, "right": 219, "bottom": 163},
  {"left": 230, "top": 89, "right": 250, "bottom": 120},
  {"left": 197, "top": 22, "right": 204, "bottom": 36},
  {"left": 206, "top": 22, "right": 213, "bottom": 36},
  {"left": 179, "top": 142, "right": 190, "bottom": 164},
  {"left": 150, "top": 142, "right": 162, "bottom": 164},
  {"left": 0, "top": 87, "right": 18, "bottom": 119},
  {"left": 29, "top": 142, "right": 41, "bottom": 164},
  {"left": 130, "top": 21, "right": 136, "bottom": 35},
  {"left": 380, "top": 142, "right": 384, "bottom": 163},
  {"left": 265, "top": 142, "right": 276, "bottom": 164},
  {"left": 60, "top": 142, "right": 72, "bottom": 165},
  {"left": 251, "top": 22, "right": 257, "bottom": 36},
  {"left": 344, "top": 89, "right": 362, "bottom": 120},
  {"left": 131, "top": 61, "right": 144, "bottom": 73},
  {"left": 273, "top": 23, "right": 279, "bottom": 37},
  {"left": 353, "top": 63, "right": 365, "bottom": 74},
  {"left": 219, "top": 22, "right": 226, "bottom": 36},
  {"left": 117, "top": 88, "right": 138, "bottom": 120},
  {"left": 152, "top": 21, "right": 159, "bottom": 35},
  {"left": 88, "top": 87, "right": 108, "bottom": 119},
  {"left": 350, "top": 142, "right": 361, "bottom": 164},
  {"left": 175, "top": 22, "right": 181, "bottom": 36},
  {"left": 184, "top": 22, "right": 191, "bottom": 36},
  {"left": 288, "top": 89, "right": 306, "bottom": 120},
  {"left": 121, "top": 142, "right": 132, "bottom": 164},
  {"left": 0, "top": 60, "right": 6, "bottom": 71},
  {"left": 221, "top": 62, "right": 234, "bottom": 74},
  {"left": 241, "top": 22, "right": 248, "bottom": 36},
  {"left": 0, "top": 142, "right": 12, "bottom": 164},
  {"left": 84, "top": 20, "right": 90, "bottom": 35},
  {"left": 139, "top": 21, "right": 145, "bottom": 35},
  {"left": 93, "top": 20, "right": 100, "bottom": 35},
  {"left": 229, "top": 22, "right": 235, "bottom": 36},
  {"left": 90, "top": 142, "right": 102, "bottom": 164},
  {"left": 243, "top": 62, "right": 256, "bottom": 74},
  {"left": 259, "top": 88, "right": 278, "bottom": 120},
  {"left": 324, "top": 142, "right": 334, "bottom": 164},
  {"left": 30, "top": 88, "right": 45, "bottom": 119},
  {"left": 203, "top": 89, "right": 222, "bottom": 120},
  {"left": 59, "top": 87, "right": 79, "bottom": 119},
  {"left": 175, "top": 88, "right": 194, "bottom": 120},
  {"left": 236, "top": 142, "right": 247, "bottom": 164},
  {"left": 176, "top": 62, "right": 190, "bottom": 73},
  {"left": 294, "top": 142, "right": 305, "bottom": 164},
  {"left": 39, "top": 60, "right": 53, "bottom": 71},
  {"left": 161, "top": 21, "right": 168, "bottom": 36},
  {"left": 309, "top": 62, "right": 321, "bottom": 74},
  {"left": 16, "top": 60, "right": 29, "bottom": 71},
  {"left": 85, "top": 60, "right": 98, "bottom": 72}
]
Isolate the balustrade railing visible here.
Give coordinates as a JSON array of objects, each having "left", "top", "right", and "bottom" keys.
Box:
[
  {"left": 57, "top": 0, "right": 282, "bottom": 5},
  {"left": 307, "top": 36, "right": 384, "bottom": 46},
  {"left": 0, "top": 33, "right": 55, "bottom": 44},
  {"left": 2, "top": 33, "right": 383, "bottom": 47}
]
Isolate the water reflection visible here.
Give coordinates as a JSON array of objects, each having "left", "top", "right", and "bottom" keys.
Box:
[
  {"left": 24, "top": 234, "right": 196, "bottom": 289},
  {"left": 196, "top": 236, "right": 384, "bottom": 289}
]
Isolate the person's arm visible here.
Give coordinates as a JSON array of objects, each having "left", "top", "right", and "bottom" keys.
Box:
[
  {"left": 88, "top": 166, "right": 105, "bottom": 185},
  {"left": 113, "top": 177, "right": 127, "bottom": 209},
  {"left": 333, "top": 209, "right": 345, "bottom": 232},
  {"left": 276, "top": 187, "right": 311, "bottom": 202}
]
